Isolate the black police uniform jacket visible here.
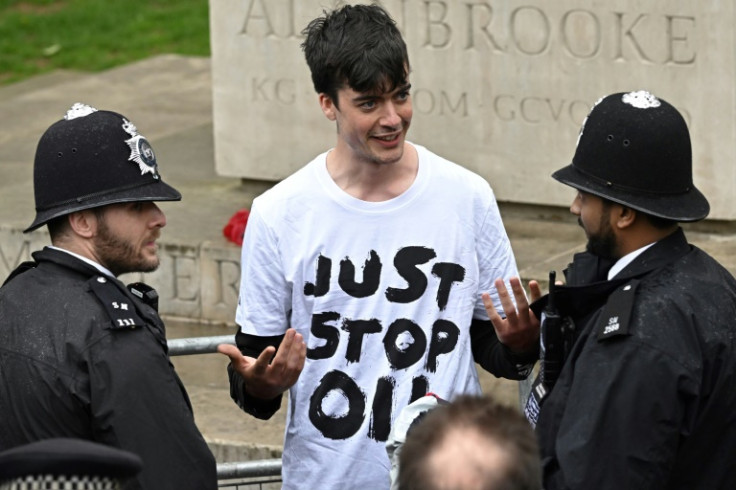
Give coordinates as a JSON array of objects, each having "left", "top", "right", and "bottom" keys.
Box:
[
  {"left": 536, "top": 228, "right": 736, "bottom": 490},
  {"left": 0, "top": 248, "right": 217, "bottom": 490}
]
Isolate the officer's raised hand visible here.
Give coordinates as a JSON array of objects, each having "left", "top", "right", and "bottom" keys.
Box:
[
  {"left": 483, "top": 277, "right": 541, "bottom": 354},
  {"left": 218, "top": 329, "right": 306, "bottom": 400}
]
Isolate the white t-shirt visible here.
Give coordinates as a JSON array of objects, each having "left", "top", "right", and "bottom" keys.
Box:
[{"left": 236, "top": 144, "right": 518, "bottom": 489}]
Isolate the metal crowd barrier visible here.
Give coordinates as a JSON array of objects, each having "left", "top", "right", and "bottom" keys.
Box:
[
  {"left": 167, "top": 335, "right": 283, "bottom": 488},
  {"left": 216, "top": 460, "right": 283, "bottom": 489},
  {"left": 168, "top": 335, "right": 237, "bottom": 356}
]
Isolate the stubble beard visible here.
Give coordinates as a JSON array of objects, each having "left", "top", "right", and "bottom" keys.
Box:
[{"left": 94, "top": 218, "right": 160, "bottom": 277}]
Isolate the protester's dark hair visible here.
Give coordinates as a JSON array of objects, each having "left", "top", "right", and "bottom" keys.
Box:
[
  {"left": 398, "top": 394, "right": 541, "bottom": 490},
  {"left": 300, "top": 3, "right": 410, "bottom": 107}
]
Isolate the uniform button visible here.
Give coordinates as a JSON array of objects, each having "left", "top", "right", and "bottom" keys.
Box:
[{"left": 97, "top": 277, "right": 107, "bottom": 283}]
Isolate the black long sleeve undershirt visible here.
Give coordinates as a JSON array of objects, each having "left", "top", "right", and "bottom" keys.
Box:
[
  {"left": 227, "top": 330, "right": 284, "bottom": 420},
  {"left": 470, "top": 318, "right": 539, "bottom": 380}
]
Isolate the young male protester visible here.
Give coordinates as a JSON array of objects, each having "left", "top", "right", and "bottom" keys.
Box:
[
  {"left": 218, "top": 4, "right": 538, "bottom": 489},
  {"left": 490, "top": 91, "right": 736, "bottom": 489},
  {"left": 0, "top": 103, "right": 217, "bottom": 490}
]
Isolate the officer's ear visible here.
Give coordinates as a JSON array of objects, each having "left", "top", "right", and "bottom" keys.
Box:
[
  {"left": 67, "top": 209, "right": 99, "bottom": 239},
  {"left": 613, "top": 205, "right": 637, "bottom": 230}
]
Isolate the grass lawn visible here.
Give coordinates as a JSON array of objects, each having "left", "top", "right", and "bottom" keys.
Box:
[{"left": 0, "top": 0, "right": 211, "bottom": 85}]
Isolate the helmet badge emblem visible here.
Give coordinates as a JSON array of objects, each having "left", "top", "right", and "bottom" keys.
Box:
[
  {"left": 122, "top": 119, "right": 160, "bottom": 179},
  {"left": 65, "top": 102, "right": 98, "bottom": 120},
  {"left": 622, "top": 90, "right": 661, "bottom": 109}
]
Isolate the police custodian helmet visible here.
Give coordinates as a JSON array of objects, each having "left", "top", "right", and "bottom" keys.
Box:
[
  {"left": 25, "top": 103, "right": 181, "bottom": 232},
  {"left": 0, "top": 438, "right": 142, "bottom": 490},
  {"left": 552, "top": 90, "right": 710, "bottom": 222}
]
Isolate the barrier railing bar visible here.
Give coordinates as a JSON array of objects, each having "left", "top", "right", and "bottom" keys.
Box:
[
  {"left": 168, "top": 335, "right": 236, "bottom": 356},
  {"left": 216, "top": 460, "right": 282, "bottom": 479}
]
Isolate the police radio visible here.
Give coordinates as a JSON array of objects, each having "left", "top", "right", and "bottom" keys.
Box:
[
  {"left": 127, "top": 282, "right": 159, "bottom": 312},
  {"left": 540, "top": 271, "right": 563, "bottom": 389}
]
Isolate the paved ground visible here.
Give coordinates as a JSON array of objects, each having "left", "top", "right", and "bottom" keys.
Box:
[{"left": 2, "top": 55, "right": 735, "bottom": 459}]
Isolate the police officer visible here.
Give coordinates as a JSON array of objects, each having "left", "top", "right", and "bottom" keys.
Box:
[
  {"left": 0, "top": 104, "right": 217, "bottom": 490},
  {"left": 487, "top": 91, "right": 736, "bottom": 489}
]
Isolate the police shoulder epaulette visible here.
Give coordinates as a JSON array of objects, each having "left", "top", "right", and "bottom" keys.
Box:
[
  {"left": 88, "top": 275, "right": 146, "bottom": 330},
  {"left": 596, "top": 279, "right": 640, "bottom": 341}
]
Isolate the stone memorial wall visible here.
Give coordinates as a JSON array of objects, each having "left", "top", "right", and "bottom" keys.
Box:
[
  {"left": 1, "top": 2, "right": 733, "bottom": 328},
  {"left": 210, "top": 0, "right": 736, "bottom": 219}
]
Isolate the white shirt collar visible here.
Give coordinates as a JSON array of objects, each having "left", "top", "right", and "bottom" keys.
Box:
[
  {"left": 607, "top": 242, "right": 656, "bottom": 280},
  {"left": 48, "top": 246, "right": 116, "bottom": 278}
]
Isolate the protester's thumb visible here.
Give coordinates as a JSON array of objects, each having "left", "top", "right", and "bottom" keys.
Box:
[{"left": 217, "top": 343, "right": 243, "bottom": 365}]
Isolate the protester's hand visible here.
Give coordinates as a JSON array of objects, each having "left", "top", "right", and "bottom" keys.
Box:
[
  {"left": 482, "top": 277, "right": 541, "bottom": 354},
  {"left": 218, "top": 328, "right": 306, "bottom": 400}
]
